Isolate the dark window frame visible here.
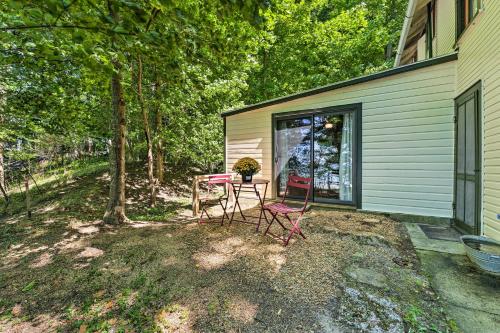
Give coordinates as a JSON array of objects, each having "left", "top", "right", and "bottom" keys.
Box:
[
  {"left": 456, "top": 0, "right": 482, "bottom": 41},
  {"left": 426, "top": 1, "right": 435, "bottom": 58},
  {"left": 271, "top": 103, "right": 362, "bottom": 208}
]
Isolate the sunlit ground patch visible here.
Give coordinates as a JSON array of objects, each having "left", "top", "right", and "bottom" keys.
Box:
[
  {"left": 193, "top": 236, "right": 254, "bottom": 270},
  {"left": 43, "top": 218, "right": 56, "bottom": 225},
  {"left": 268, "top": 253, "right": 286, "bottom": 273},
  {"left": 185, "top": 222, "right": 198, "bottom": 229},
  {"left": 228, "top": 297, "right": 258, "bottom": 324},
  {"left": 76, "top": 225, "right": 100, "bottom": 234},
  {"left": 0, "top": 313, "right": 62, "bottom": 333},
  {"left": 77, "top": 247, "right": 104, "bottom": 259},
  {"left": 54, "top": 234, "right": 87, "bottom": 252},
  {"left": 2, "top": 244, "right": 48, "bottom": 268},
  {"left": 30, "top": 252, "right": 53, "bottom": 268},
  {"left": 193, "top": 252, "right": 231, "bottom": 270},
  {"left": 156, "top": 304, "right": 191, "bottom": 333},
  {"left": 34, "top": 202, "right": 60, "bottom": 214},
  {"left": 163, "top": 255, "right": 180, "bottom": 267}
]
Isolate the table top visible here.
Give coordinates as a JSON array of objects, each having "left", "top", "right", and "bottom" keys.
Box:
[{"left": 230, "top": 179, "right": 270, "bottom": 185}]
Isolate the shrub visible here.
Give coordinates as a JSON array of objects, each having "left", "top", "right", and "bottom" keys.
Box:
[{"left": 232, "top": 157, "right": 261, "bottom": 176}]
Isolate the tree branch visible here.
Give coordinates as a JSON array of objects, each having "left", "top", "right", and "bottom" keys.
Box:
[
  {"left": 0, "top": 24, "right": 135, "bottom": 35},
  {"left": 53, "top": 0, "right": 77, "bottom": 25}
]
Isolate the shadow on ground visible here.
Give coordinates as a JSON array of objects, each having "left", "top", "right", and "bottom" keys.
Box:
[{"left": 0, "top": 165, "right": 458, "bottom": 332}]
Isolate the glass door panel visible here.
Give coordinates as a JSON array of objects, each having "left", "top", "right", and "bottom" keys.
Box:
[
  {"left": 276, "top": 117, "right": 312, "bottom": 198},
  {"left": 313, "top": 112, "right": 353, "bottom": 202}
]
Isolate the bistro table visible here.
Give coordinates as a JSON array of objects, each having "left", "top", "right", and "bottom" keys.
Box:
[{"left": 228, "top": 179, "right": 269, "bottom": 231}]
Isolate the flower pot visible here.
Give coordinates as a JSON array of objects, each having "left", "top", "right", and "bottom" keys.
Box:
[{"left": 242, "top": 174, "right": 253, "bottom": 183}]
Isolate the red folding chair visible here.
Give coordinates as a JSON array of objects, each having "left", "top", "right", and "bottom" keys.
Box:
[
  {"left": 198, "top": 174, "right": 235, "bottom": 225},
  {"left": 263, "top": 175, "right": 312, "bottom": 246}
]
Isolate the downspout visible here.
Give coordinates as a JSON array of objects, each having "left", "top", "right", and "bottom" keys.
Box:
[{"left": 394, "top": 0, "right": 418, "bottom": 67}]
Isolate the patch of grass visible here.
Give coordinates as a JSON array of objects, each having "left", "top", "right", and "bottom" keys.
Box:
[
  {"left": 404, "top": 305, "right": 452, "bottom": 333},
  {"left": 128, "top": 202, "right": 189, "bottom": 222},
  {"left": 21, "top": 280, "right": 36, "bottom": 293},
  {"left": 1, "top": 158, "right": 108, "bottom": 217},
  {"left": 447, "top": 319, "right": 460, "bottom": 333}
]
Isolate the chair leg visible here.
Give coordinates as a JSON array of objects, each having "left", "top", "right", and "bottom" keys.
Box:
[
  {"left": 283, "top": 215, "right": 306, "bottom": 245},
  {"left": 198, "top": 206, "right": 207, "bottom": 224},
  {"left": 258, "top": 208, "right": 270, "bottom": 232},
  {"left": 237, "top": 201, "right": 246, "bottom": 221},
  {"left": 218, "top": 198, "right": 230, "bottom": 226},
  {"left": 275, "top": 216, "right": 287, "bottom": 230},
  {"left": 198, "top": 208, "right": 204, "bottom": 224},
  {"left": 199, "top": 205, "right": 212, "bottom": 224},
  {"left": 264, "top": 212, "right": 277, "bottom": 236}
]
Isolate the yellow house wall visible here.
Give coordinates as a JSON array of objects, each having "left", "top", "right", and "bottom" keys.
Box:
[
  {"left": 435, "top": 0, "right": 456, "bottom": 56},
  {"left": 455, "top": 0, "right": 500, "bottom": 240},
  {"left": 225, "top": 60, "right": 457, "bottom": 218}
]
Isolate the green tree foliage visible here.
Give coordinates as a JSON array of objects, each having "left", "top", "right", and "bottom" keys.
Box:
[
  {"left": 245, "top": 0, "right": 406, "bottom": 102},
  {"left": 0, "top": 0, "right": 406, "bottom": 220}
]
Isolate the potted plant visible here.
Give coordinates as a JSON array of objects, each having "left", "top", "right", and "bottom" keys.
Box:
[{"left": 232, "top": 157, "right": 261, "bottom": 183}]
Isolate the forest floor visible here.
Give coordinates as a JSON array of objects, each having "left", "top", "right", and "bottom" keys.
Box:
[{"left": 0, "top": 162, "right": 459, "bottom": 332}]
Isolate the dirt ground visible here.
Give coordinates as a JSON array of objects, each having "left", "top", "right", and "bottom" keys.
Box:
[{"left": 0, "top": 165, "right": 457, "bottom": 332}]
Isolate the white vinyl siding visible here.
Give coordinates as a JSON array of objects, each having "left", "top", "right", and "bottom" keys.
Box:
[
  {"left": 456, "top": 0, "right": 500, "bottom": 240},
  {"left": 435, "top": 0, "right": 456, "bottom": 56},
  {"left": 226, "top": 60, "right": 457, "bottom": 218}
]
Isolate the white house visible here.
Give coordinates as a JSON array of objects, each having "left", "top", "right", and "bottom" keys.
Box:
[{"left": 222, "top": 0, "right": 500, "bottom": 241}]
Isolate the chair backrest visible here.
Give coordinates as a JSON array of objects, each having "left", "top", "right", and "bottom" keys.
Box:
[
  {"left": 206, "top": 174, "right": 233, "bottom": 196},
  {"left": 207, "top": 174, "right": 232, "bottom": 185},
  {"left": 282, "top": 175, "right": 313, "bottom": 208}
]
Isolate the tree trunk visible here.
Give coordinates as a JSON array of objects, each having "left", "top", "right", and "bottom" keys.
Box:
[
  {"left": 0, "top": 141, "right": 4, "bottom": 191},
  {"left": 25, "top": 174, "right": 31, "bottom": 219},
  {"left": 137, "top": 56, "right": 156, "bottom": 207},
  {"left": 87, "top": 138, "right": 93, "bottom": 156},
  {"left": 104, "top": 1, "right": 127, "bottom": 224},
  {"left": 155, "top": 128, "right": 164, "bottom": 184},
  {"left": 0, "top": 139, "right": 7, "bottom": 203},
  {"left": 104, "top": 65, "right": 127, "bottom": 224},
  {"left": 154, "top": 78, "right": 165, "bottom": 185},
  {"left": 103, "top": 60, "right": 128, "bottom": 224}
]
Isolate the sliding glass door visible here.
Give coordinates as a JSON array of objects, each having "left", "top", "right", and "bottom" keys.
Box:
[
  {"left": 313, "top": 112, "right": 353, "bottom": 202},
  {"left": 275, "top": 116, "right": 312, "bottom": 199},
  {"left": 274, "top": 106, "right": 359, "bottom": 205}
]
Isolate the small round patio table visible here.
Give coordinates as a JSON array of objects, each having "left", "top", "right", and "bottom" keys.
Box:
[{"left": 228, "top": 179, "right": 269, "bottom": 231}]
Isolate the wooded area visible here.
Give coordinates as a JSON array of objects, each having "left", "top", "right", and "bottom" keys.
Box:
[{"left": 0, "top": 0, "right": 406, "bottom": 224}]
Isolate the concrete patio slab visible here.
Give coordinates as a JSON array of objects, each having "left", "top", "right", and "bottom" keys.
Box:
[
  {"left": 404, "top": 222, "right": 465, "bottom": 255},
  {"left": 418, "top": 251, "right": 500, "bottom": 333},
  {"left": 404, "top": 222, "right": 500, "bottom": 332}
]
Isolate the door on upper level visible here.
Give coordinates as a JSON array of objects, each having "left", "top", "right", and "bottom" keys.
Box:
[{"left": 454, "top": 82, "right": 481, "bottom": 235}]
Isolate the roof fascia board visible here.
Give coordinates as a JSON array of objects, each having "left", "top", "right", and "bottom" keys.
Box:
[
  {"left": 222, "top": 52, "right": 457, "bottom": 118},
  {"left": 394, "top": 0, "right": 418, "bottom": 67}
]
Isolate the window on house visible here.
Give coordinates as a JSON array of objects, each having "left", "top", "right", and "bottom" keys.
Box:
[{"left": 457, "top": 0, "right": 482, "bottom": 38}]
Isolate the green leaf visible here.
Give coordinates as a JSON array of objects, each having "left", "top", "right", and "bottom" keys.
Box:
[{"left": 22, "top": 280, "right": 36, "bottom": 292}]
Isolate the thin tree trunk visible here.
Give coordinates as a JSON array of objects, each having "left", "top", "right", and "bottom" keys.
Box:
[
  {"left": 153, "top": 78, "right": 165, "bottom": 185},
  {"left": 104, "top": 61, "right": 127, "bottom": 224},
  {"left": 0, "top": 141, "right": 4, "bottom": 191},
  {"left": 104, "top": 2, "right": 127, "bottom": 224},
  {"left": 0, "top": 136, "right": 7, "bottom": 204},
  {"left": 137, "top": 55, "right": 156, "bottom": 207},
  {"left": 0, "top": 182, "right": 8, "bottom": 204},
  {"left": 25, "top": 174, "right": 31, "bottom": 219}
]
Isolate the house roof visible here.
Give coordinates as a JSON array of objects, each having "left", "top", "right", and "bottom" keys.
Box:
[
  {"left": 221, "top": 52, "right": 457, "bottom": 118},
  {"left": 394, "top": 0, "right": 438, "bottom": 66}
]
